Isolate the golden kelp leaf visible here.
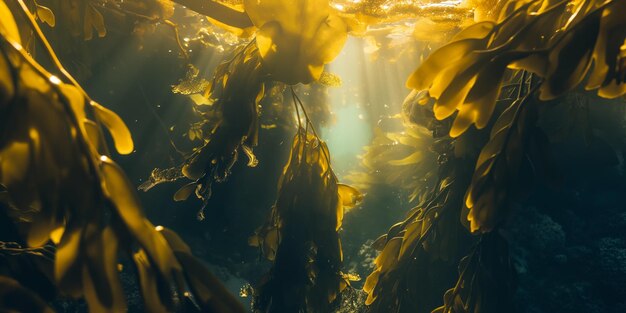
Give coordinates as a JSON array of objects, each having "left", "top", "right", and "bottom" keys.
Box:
[
  {"left": 399, "top": 220, "right": 422, "bottom": 259},
  {"left": 449, "top": 54, "right": 514, "bottom": 137},
  {"left": 408, "top": 0, "right": 626, "bottom": 138},
  {"left": 374, "top": 236, "right": 402, "bottom": 270},
  {"left": 55, "top": 225, "right": 83, "bottom": 297},
  {"left": 84, "top": 5, "right": 106, "bottom": 40},
  {"left": 406, "top": 21, "right": 495, "bottom": 91},
  {"left": 366, "top": 236, "right": 404, "bottom": 306},
  {"left": 363, "top": 270, "right": 380, "bottom": 304},
  {"left": 83, "top": 120, "right": 104, "bottom": 154},
  {"left": 0, "top": 0, "right": 21, "bottom": 44},
  {"left": 465, "top": 88, "right": 535, "bottom": 233},
  {"left": 82, "top": 226, "right": 127, "bottom": 312},
  {"left": 370, "top": 234, "right": 387, "bottom": 251},
  {"left": 173, "top": 182, "right": 197, "bottom": 201},
  {"left": 92, "top": 103, "right": 134, "bottom": 155},
  {"left": 337, "top": 183, "right": 363, "bottom": 209},
  {"left": 133, "top": 250, "right": 169, "bottom": 313},
  {"left": 1, "top": 9, "right": 242, "bottom": 312},
  {"left": 50, "top": 224, "right": 65, "bottom": 245},
  {"left": 35, "top": 5, "right": 55, "bottom": 27},
  {"left": 244, "top": 0, "right": 349, "bottom": 84},
  {"left": 0, "top": 49, "right": 14, "bottom": 105},
  {"left": 254, "top": 127, "right": 345, "bottom": 312},
  {"left": 585, "top": 0, "right": 626, "bottom": 98},
  {"left": 388, "top": 151, "right": 423, "bottom": 166},
  {"left": 0, "top": 142, "right": 30, "bottom": 190},
  {"left": 539, "top": 9, "right": 601, "bottom": 100},
  {"left": 347, "top": 116, "right": 437, "bottom": 205},
  {"left": 100, "top": 158, "right": 180, "bottom": 274},
  {"left": 189, "top": 93, "right": 212, "bottom": 105},
  {"left": 170, "top": 42, "right": 263, "bottom": 206},
  {"left": 363, "top": 173, "right": 464, "bottom": 311}
]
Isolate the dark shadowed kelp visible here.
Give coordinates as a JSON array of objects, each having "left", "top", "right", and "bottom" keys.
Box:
[{"left": 250, "top": 106, "right": 362, "bottom": 312}]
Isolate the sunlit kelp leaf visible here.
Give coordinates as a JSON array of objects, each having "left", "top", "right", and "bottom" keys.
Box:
[
  {"left": 82, "top": 119, "right": 104, "bottom": 154},
  {"left": 92, "top": 102, "right": 134, "bottom": 155},
  {"left": 465, "top": 75, "right": 537, "bottom": 233},
  {"left": 407, "top": 21, "right": 495, "bottom": 91},
  {"left": 253, "top": 127, "right": 360, "bottom": 312},
  {"left": 408, "top": 0, "right": 626, "bottom": 137},
  {"left": 363, "top": 109, "right": 476, "bottom": 313},
  {"left": 585, "top": 0, "right": 626, "bottom": 98},
  {"left": 337, "top": 184, "right": 363, "bottom": 210},
  {"left": 100, "top": 157, "right": 180, "bottom": 274},
  {"left": 363, "top": 178, "right": 461, "bottom": 308},
  {"left": 0, "top": 142, "right": 31, "bottom": 198},
  {"left": 35, "top": 4, "right": 55, "bottom": 27},
  {"left": 0, "top": 1, "right": 21, "bottom": 45},
  {"left": 243, "top": 0, "right": 350, "bottom": 84}
]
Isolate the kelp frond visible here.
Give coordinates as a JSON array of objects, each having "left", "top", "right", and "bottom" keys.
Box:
[
  {"left": 408, "top": 0, "right": 626, "bottom": 138},
  {"left": 144, "top": 40, "right": 265, "bottom": 219},
  {"left": 0, "top": 3, "right": 243, "bottom": 312},
  {"left": 346, "top": 91, "right": 438, "bottom": 205},
  {"left": 250, "top": 91, "right": 362, "bottom": 313}
]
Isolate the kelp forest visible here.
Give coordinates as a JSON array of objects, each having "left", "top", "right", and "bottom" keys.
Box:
[{"left": 1, "top": 0, "right": 626, "bottom": 312}]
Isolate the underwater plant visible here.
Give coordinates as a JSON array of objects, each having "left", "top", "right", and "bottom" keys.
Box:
[
  {"left": 0, "top": 0, "right": 625, "bottom": 312},
  {"left": 0, "top": 1, "right": 244, "bottom": 312},
  {"left": 139, "top": 0, "right": 360, "bottom": 221},
  {"left": 249, "top": 91, "right": 362, "bottom": 313},
  {"left": 364, "top": 0, "right": 626, "bottom": 312}
]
